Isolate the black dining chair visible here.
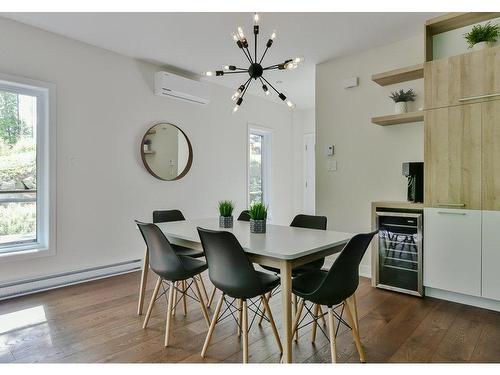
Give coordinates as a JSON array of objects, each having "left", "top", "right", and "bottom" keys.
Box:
[
  {"left": 135, "top": 221, "right": 211, "bottom": 347},
  {"left": 258, "top": 214, "right": 328, "bottom": 336},
  {"left": 197, "top": 227, "right": 282, "bottom": 363},
  {"left": 291, "top": 231, "right": 377, "bottom": 363},
  {"left": 153, "top": 209, "right": 214, "bottom": 309},
  {"left": 237, "top": 210, "right": 251, "bottom": 221}
]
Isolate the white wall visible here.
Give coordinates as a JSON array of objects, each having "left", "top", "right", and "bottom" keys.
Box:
[
  {"left": 0, "top": 17, "right": 295, "bottom": 284},
  {"left": 315, "top": 35, "right": 425, "bottom": 274},
  {"left": 291, "top": 108, "right": 315, "bottom": 214}
]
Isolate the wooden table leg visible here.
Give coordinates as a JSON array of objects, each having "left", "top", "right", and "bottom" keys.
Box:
[
  {"left": 280, "top": 261, "right": 293, "bottom": 363},
  {"left": 137, "top": 247, "right": 149, "bottom": 315}
]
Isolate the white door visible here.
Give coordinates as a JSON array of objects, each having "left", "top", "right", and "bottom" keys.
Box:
[
  {"left": 482, "top": 210, "right": 500, "bottom": 301},
  {"left": 303, "top": 134, "right": 315, "bottom": 214},
  {"left": 424, "top": 208, "right": 481, "bottom": 296}
]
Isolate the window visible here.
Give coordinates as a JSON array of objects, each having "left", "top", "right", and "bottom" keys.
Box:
[
  {"left": 248, "top": 126, "right": 271, "bottom": 208},
  {"left": 0, "top": 74, "right": 55, "bottom": 258}
]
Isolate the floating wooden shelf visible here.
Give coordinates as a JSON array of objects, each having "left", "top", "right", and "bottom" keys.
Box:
[
  {"left": 372, "top": 111, "right": 424, "bottom": 126},
  {"left": 372, "top": 64, "right": 424, "bottom": 86}
]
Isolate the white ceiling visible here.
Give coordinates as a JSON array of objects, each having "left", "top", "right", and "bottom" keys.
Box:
[{"left": 2, "top": 12, "right": 440, "bottom": 109}]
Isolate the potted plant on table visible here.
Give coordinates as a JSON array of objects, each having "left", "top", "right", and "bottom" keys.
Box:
[
  {"left": 249, "top": 202, "right": 268, "bottom": 234},
  {"left": 389, "top": 89, "right": 416, "bottom": 114},
  {"left": 218, "top": 200, "right": 234, "bottom": 228},
  {"left": 464, "top": 22, "right": 499, "bottom": 51}
]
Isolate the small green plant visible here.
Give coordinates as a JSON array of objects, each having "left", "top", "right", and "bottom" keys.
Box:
[
  {"left": 389, "top": 89, "right": 416, "bottom": 103},
  {"left": 249, "top": 202, "right": 267, "bottom": 220},
  {"left": 218, "top": 200, "right": 234, "bottom": 217},
  {"left": 464, "top": 22, "right": 499, "bottom": 48}
]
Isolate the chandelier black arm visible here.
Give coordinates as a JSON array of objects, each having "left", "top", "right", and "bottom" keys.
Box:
[
  {"left": 263, "top": 63, "right": 281, "bottom": 70},
  {"left": 221, "top": 71, "right": 249, "bottom": 75},
  {"left": 260, "top": 76, "right": 281, "bottom": 95},
  {"left": 254, "top": 32, "right": 257, "bottom": 62},
  {"left": 240, "top": 78, "right": 253, "bottom": 100},
  {"left": 259, "top": 46, "right": 269, "bottom": 65},
  {"left": 240, "top": 47, "right": 253, "bottom": 65},
  {"left": 244, "top": 45, "right": 254, "bottom": 64}
]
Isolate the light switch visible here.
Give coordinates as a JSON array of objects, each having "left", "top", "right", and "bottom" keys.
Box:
[{"left": 328, "top": 160, "right": 337, "bottom": 171}]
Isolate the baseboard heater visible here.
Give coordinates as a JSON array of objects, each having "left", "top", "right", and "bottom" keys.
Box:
[{"left": 0, "top": 259, "right": 142, "bottom": 301}]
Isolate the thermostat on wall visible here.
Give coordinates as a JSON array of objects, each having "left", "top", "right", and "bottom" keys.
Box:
[{"left": 326, "top": 145, "right": 334, "bottom": 156}]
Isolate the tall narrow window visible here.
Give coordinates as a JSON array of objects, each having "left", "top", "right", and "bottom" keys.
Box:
[
  {"left": 248, "top": 126, "right": 271, "bottom": 207},
  {"left": 0, "top": 75, "right": 54, "bottom": 257}
]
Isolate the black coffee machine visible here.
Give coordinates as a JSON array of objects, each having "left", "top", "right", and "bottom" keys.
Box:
[{"left": 402, "top": 162, "right": 424, "bottom": 203}]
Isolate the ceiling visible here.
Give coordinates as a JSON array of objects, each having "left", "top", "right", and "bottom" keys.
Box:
[{"left": 2, "top": 12, "right": 440, "bottom": 109}]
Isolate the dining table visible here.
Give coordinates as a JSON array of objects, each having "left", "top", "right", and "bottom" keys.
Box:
[{"left": 137, "top": 217, "right": 353, "bottom": 363}]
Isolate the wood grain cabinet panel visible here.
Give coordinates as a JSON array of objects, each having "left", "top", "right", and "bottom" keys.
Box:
[
  {"left": 481, "top": 100, "right": 500, "bottom": 211},
  {"left": 425, "top": 46, "right": 500, "bottom": 110},
  {"left": 424, "top": 104, "right": 482, "bottom": 209}
]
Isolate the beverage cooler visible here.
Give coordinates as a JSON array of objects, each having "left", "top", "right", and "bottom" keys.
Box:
[{"left": 374, "top": 210, "right": 423, "bottom": 296}]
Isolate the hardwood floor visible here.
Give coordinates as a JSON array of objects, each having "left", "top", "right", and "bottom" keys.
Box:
[{"left": 1, "top": 271, "right": 499, "bottom": 363}]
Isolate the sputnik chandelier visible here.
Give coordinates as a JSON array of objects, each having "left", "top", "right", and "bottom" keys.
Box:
[{"left": 203, "top": 13, "right": 304, "bottom": 113}]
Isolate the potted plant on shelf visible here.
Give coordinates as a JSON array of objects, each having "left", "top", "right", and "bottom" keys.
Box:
[
  {"left": 389, "top": 89, "right": 416, "bottom": 114},
  {"left": 218, "top": 200, "right": 234, "bottom": 228},
  {"left": 464, "top": 22, "right": 499, "bottom": 51},
  {"left": 249, "top": 202, "right": 268, "bottom": 234}
]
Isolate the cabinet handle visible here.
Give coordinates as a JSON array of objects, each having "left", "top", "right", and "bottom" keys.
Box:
[
  {"left": 458, "top": 92, "right": 500, "bottom": 102},
  {"left": 437, "top": 211, "right": 467, "bottom": 216},
  {"left": 437, "top": 203, "right": 465, "bottom": 207}
]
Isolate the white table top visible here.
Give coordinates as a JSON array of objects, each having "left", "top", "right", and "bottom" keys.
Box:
[{"left": 156, "top": 218, "right": 353, "bottom": 261}]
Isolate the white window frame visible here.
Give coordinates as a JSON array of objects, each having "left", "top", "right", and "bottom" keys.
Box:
[
  {"left": 0, "top": 73, "right": 56, "bottom": 262},
  {"left": 247, "top": 124, "right": 272, "bottom": 216}
]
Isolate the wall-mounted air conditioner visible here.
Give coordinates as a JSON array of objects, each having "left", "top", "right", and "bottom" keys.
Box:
[{"left": 154, "top": 71, "right": 210, "bottom": 105}]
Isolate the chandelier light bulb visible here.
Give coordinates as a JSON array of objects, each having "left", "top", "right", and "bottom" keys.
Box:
[
  {"left": 231, "top": 91, "right": 241, "bottom": 101},
  {"left": 223, "top": 65, "right": 230, "bottom": 70},
  {"left": 293, "top": 56, "right": 304, "bottom": 64},
  {"left": 202, "top": 71, "right": 214, "bottom": 77},
  {"left": 270, "top": 30, "right": 277, "bottom": 40},
  {"left": 286, "top": 99, "right": 296, "bottom": 109},
  {"left": 233, "top": 105, "right": 239, "bottom": 113},
  {"left": 237, "top": 26, "right": 245, "bottom": 40},
  {"left": 253, "top": 13, "right": 260, "bottom": 25},
  {"left": 231, "top": 32, "right": 239, "bottom": 42},
  {"left": 285, "top": 61, "right": 298, "bottom": 70}
]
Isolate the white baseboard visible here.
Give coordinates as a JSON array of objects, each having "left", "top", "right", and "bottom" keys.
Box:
[
  {"left": 0, "top": 259, "right": 142, "bottom": 301},
  {"left": 425, "top": 287, "right": 500, "bottom": 312},
  {"left": 359, "top": 264, "right": 371, "bottom": 279}
]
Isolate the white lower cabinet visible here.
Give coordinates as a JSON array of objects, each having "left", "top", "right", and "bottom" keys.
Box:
[
  {"left": 482, "top": 211, "right": 500, "bottom": 301},
  {"left": 424, "top": 208, "right": 482, "bottom": 296}
]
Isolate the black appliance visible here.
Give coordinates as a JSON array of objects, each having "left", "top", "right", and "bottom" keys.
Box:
[
  {"left": 375, "top": 210, "right": 423, "bottom": 297},
  {"left": 402, "top": 162, "right": 424, "bottom": 203}
]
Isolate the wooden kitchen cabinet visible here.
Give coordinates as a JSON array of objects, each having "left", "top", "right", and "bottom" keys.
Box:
[
  {"left": 424, "top": 103, "right": 482, "bottom": 210},
  {"left": 424, "top": 46, "right": 500, "bottom": 110},
  {"left": 482, "top": 99, "right": 500, "bottom": 211}
]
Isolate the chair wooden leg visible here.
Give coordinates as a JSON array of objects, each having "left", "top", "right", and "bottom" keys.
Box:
[
  {"left": 208, "top": 286, "right": 217, "bottom": 308},
  {"left": 237, "top": 299, "right": 243, "bottom": 337},
  {"left": 262, "top": 294, "right": 283, "bottom": 353},
  {"left": 182, "top": 280, "right": 188, "bottom": 317},
  {"left": 311, "top": 303, "right": 320, "bottom": 343},
  {"left": 242, "top": 299, "right": 249, "bottom": 363},
  {"left": 291, "top": 298, "right": 304, "bottom": 341},
  {"left": 142, "top": 276, "right": 162, "bottom": 329},
  {"left": 344, "top": 300, "right": 366, "bottom": 363},
  {"left": 192, "top": 277, "right": 211, "bottom": 327},
  {"left": 201, "top": 293, "right": 225, "bottom": 358},
  {"left": 318, "top": 305, "right": 327, "bottom": 325},
  {"left": 172, "top": 281, "right": 178, "bottom": 316},
  {"left": 164, "top": 281, "right": 175, "bottom": 347},
  {"left": 137, "top": 247, "right": 149, "bottom": 315},
  {"left": 198, "top": 274, "right": 211, "bottom": 308},
  {"left": 327, "top": 307, "right": 338, "bottom": 363},
  {"left": 258, "top": 291, "right": 272, "bottom": 325},
  {"left": 293, "top": 294, "right": 299, "bottom": 341},
  {"left": 346, "top": 294, "right": 359, "bottom": 330}
]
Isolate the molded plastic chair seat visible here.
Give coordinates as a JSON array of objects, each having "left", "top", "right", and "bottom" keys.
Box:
[
  {"left": 261, "top": 258, "right": 325, "bottom": 277},
  {"left": 172, "top": 244, "right": 204, "bottom": 258},
  {"left": 174, "top": 256, "right": 208, "bottom": 281},
  {"left": 292, "top": 270, "right": 333, "bottom": 305},
  {"left": 253, "top": 271, "right": 280, "bottom": 298}
]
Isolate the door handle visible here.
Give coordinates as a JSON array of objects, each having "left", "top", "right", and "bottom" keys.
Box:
[
  {"left": 437, "top": 211, "right": 467, "bottom": 216},
  {"left": 458, "top": 92, "right": 500, "bottom": 102},
  {"left": 437, "top": 203, "right": 466, "bottom": 207}
]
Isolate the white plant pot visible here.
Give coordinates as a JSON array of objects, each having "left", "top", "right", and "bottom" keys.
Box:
[
  {"left": 395, "top": 102, "right": 408, "bottom": 114},
  {"left": 471, "top": 41, "right": 491, "bottom": 52}
]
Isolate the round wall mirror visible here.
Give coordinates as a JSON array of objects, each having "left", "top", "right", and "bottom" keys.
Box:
[{"left": 140, "top": 123, "right": 193, "bottom": 181}]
